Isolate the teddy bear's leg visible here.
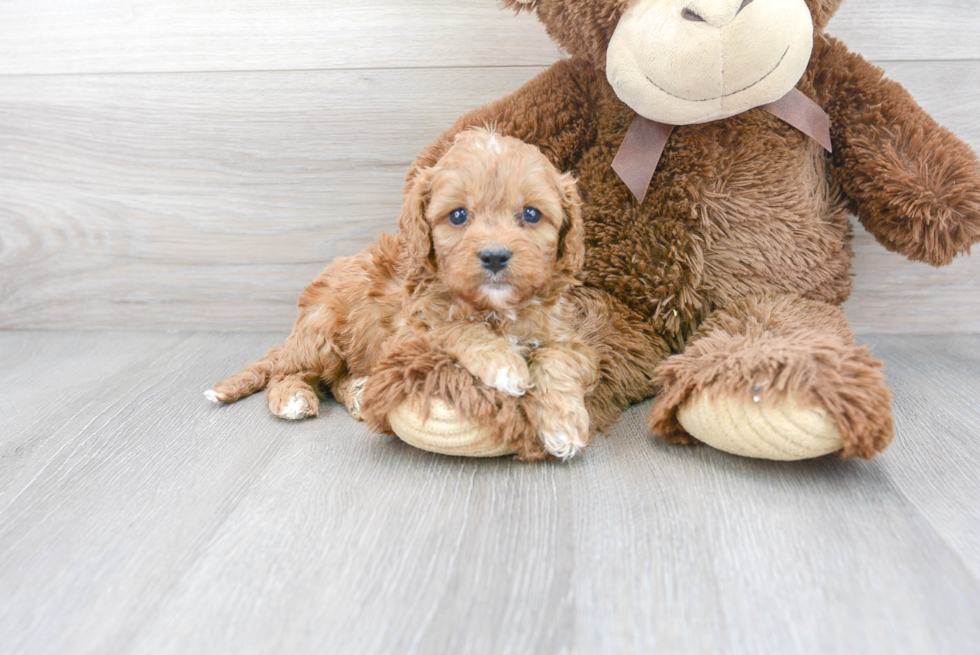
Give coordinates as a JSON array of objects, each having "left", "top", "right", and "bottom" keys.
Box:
[
  {"left": 359, "top": 335, "right": 544, "bottom": 460},
  {"left": 648, "top": 295, "right": 894, "bottom": 460}
]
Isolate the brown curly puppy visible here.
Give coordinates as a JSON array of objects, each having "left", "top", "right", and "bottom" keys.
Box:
[{"left": 207, "top": 128, "right": 615, "bottom": 459}]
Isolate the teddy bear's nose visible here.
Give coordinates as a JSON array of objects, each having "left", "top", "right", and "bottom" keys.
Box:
[{"left": 681, "top": 0, "right": 753, "bottom": 27}]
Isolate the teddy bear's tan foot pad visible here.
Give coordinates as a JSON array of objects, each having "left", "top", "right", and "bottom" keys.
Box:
[
  {"left": 677, "top": 391, "right": 843, "bottom": 461},
  {"left": 388, "top": 399, "right": 517, "bottom": 458}
]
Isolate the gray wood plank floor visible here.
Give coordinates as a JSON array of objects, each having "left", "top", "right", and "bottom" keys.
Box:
[{"left": 1, "top": 332, "right": 979, "bottom": 655}]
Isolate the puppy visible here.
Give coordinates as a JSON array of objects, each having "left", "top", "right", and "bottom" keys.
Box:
[{"left": 207, "top": 128, "right": 599, "bottom": 458}]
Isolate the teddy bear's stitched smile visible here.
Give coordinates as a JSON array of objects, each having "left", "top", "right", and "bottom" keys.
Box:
[{"left": 643, "top": 45, "right": 790, "bottom": 103}]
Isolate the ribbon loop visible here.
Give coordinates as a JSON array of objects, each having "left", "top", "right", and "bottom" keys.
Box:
[
  {"left": 761, "top": 88, "right": 833, "bottom": 154},
  {"left": 612, "top": 88, "right": 833, "bottom": 203},
  {"left": 611, "top": 119, "right": 675, "bottom": 205}
]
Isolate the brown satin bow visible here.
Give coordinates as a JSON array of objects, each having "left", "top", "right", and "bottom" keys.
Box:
[{"left": 611, "top": 88, "right": 833, "bottom": 203}]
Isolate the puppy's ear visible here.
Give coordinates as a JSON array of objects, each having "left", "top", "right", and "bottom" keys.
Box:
[
  {"left": 398, "top": 166, "right": 436, "bottom": 285},
  {"left": 555, "top": 172, "right": 585, "bottom": 277}
]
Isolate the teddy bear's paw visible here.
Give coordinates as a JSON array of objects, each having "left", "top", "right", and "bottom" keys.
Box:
[
  {"left": 676, "top": 390, "right": 842, "bottom": 461},
  {"left": 388, "top": 398, "right": 519, "bottom": 457},
  {"left": 268, "top": 387, "right": 319, "bottom": 421}
]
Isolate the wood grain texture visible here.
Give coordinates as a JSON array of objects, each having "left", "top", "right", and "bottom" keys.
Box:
[
  {"left": 0, "top": 331, "right": 978, "bottom": 654},
  {"left": 0, "top": 0, "right": 976, "bottom": 76},
  {"left": 1, "top": 61, "right": 979, "bottom": 332},
  {"left": 827, "top": 0, "right": 980, "bottom": 62},
  {"left": 0, "top": 0, "right": 562, "bottom": 76},
  {"left": 0, "top": 67, "right": 543, "bottom": 330},
  {"left": 869, "top": 335, "right": 980, "bottom": 580}
]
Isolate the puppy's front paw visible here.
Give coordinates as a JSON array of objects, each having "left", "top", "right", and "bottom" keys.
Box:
[
  {"left": 539, "top": 429, "right": 585, "bottom": 460},
  {"left": 468, "top": 353, "right": 531, "bottom": 397},
  {"left": 490, "top": 363, "right": 532, "bottom": 396},
  {"left": 536, "top": 397, "right": 590, "bottom": 461}
]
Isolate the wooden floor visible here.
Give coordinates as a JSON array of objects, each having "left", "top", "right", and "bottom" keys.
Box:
[{"left": 1, "top": 331, "right": 978, "bottom": 654}]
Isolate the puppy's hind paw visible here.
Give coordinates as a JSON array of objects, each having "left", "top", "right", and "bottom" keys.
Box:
[
  {"left": 274, "top": 392, "right": 318, "bottom": 420},
  {"left": 333, "top": 376, "right": 369, "bottom": 421}
]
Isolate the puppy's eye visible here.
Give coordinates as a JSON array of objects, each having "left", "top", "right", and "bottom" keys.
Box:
[
  {"left": 448, "top": 208, "right": 469, "bottom": 226},
  {"left": 522, "top": 207, "right": 542, "bottom": 224}
]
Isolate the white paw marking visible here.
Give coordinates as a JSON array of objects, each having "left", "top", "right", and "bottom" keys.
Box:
[
  {"left": 204, "top": 389, "right": 222, "bottom": 403},
  {"left": 540, "top": 430, "right": 584, "bottom": 461},
  {"left": 346, "top": 377, "right": 368, "bottom": 421},
  {"left": 489, "top": 366, "right": 529, "bottom": 396},
  {"left": 279, "top": 393, "right": 313, "bottom": 420}
]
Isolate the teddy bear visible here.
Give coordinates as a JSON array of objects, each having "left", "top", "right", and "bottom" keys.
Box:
[{"left": 360, "top": 0, "right": 980, "bottom": 461}]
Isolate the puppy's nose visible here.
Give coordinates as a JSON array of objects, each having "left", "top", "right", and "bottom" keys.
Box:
[{"left": 479, "top": 247, "right": 512, "bottom": 273}]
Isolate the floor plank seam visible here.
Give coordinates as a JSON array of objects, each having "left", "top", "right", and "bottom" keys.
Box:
[
  {"left": 0, "top": 334, "right": 213, "bottom": 520},
  {"left": 887, "top": 473, "right": 980, "bottom": 586},
  {"left": 0, "top": 63, "right": 555, "bottom": 81},
  {"left": 105, "top": 422, "right": 297, "bottom": 654}
]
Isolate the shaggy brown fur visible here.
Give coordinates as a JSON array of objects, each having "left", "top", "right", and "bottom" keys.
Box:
[
  {"left": 647, "top": 295, "right": 893, "bottom": 459},
  {"left": 361, "top": 286, "right": 665, "bottom": 460},
  {"left": 210, "top": 129, "right": 663, "bottom": 459},
  {"left": 370, "top": 0, "right": 980, "bottom": 459}
]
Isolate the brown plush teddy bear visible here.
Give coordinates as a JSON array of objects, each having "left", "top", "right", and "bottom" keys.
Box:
[{"left": 361, "top": 0, "right": 980, "bottom": 461}]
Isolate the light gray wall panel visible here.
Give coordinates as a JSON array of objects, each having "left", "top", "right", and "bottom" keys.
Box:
[
  {"left": 2, "top": 62, "right": 978, "bottom": 331},
  {"left": 0, "top": 0, "right": 976, "bottom": 76},
  {"left": 1, "top": 3, "right": 978, "bottom": 331}
]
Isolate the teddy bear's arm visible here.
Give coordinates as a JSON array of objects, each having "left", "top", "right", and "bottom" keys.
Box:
[
  {"left": 405, "top": 57, "right": 603, "bottom": 182},
  {"left": 810, "top": 35, "right": 980, "bottom": 266}
]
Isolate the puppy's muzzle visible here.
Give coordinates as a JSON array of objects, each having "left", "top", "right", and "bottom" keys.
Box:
[{"left": 479, "top": 247, "right": 512, "bottom": 274}]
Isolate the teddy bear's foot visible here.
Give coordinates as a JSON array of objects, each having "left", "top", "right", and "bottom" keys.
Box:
[
  {"left": 677, "top": 391, "right": 842, "bottom": 461},
  {"left": 649, "top": 295, "right": 894, "bottom": 460},
  {"left": 387, "top": 398, "right": 517, "bottom": 457},
  {"left": 359, "top": 337, "right": 546, "bottom": 460}
]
